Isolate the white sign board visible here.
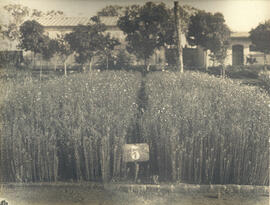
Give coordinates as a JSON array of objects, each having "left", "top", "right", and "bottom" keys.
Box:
[{"left": 123, "top": 143, "right": 149, "bottom": 162}]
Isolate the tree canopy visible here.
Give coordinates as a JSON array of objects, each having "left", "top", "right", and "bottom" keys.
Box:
[
  {"left": 249, "top": 20, "right": 270, "bottom": 69},
  {"left": 65, "top": 17, "right": 119, "bottom": 70},
  {"left": 18, "top": 20, "right": 45, "bottom": 55},
  {"left": 1, "top": 4, "right": 64, "bottom": 48},
  {"left": 187, "top": 11, "right": 231, "bottom": 66},
  {"left": 249, "top": 20, "right": 270, "bottom": 54},
  {"left": 40, "top": 36, "right": 59, "bottom": 61},
  {"left": 97, "top": 5, "right": 125, "bottom": 17},
  {"left": 118, "top": 2, "right": 174, "bottom": 69},
  {"left": 3, "top": 4, "right": 30, "bottom": 25}
]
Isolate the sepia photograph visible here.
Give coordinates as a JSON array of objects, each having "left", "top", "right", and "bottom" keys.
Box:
[{"left": 0, "top": 0, "right": 269, "bottom": 204}]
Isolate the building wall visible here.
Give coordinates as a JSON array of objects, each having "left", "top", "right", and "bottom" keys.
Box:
[
  {"left": 205, "top": 37, "right": 270, "bottom": 67},
  {"left": 225, "top": 37, "right": 251, "bottom": 66}
]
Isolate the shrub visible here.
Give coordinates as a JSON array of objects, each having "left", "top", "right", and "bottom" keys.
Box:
[
  {"left": 0, "top": 71, "right": 141, "bottom": 182},
  {"left": 0, "top": 51, "right": 23, "bottom": 67},
  {"left": 258, "top": 71, "right": 270, "bottom": 93},
  {"left": 141, "top": 71, "right": 269, "bottom": 185}
]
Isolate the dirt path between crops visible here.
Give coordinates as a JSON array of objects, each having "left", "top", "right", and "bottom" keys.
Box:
[
  {"left": 127, "top": 72, "right": 148, "bottom": 144},
  {"left": 0, "top": 184, "right": 268, "bottom": 205}
]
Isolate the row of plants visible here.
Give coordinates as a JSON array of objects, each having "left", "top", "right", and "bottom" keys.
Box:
[
  {"left": 0, "top": 70, "right": 269, "bottom": 185},
  {"left": 141, "top": 71, "right": 269, "bottom": 185},
  {"left": 0, "top": 71, "right": 141, "bottom": 182}
]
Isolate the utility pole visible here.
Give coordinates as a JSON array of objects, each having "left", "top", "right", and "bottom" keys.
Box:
[{"left": 174, "top": 1, "right": 184, "bottom": 73}]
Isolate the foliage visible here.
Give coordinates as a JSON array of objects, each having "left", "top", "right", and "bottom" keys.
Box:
[
  {"left": 55, "top": 34, "right": 73, "bottom": 70},
  {"left": 258, "top": 70, "right": 270, "bottom": 93},
  {"left": 18, "top": 20, "right": 45, "bottom": 55},
  {"left": 40, "top": 36, "right": 59, "bottom": 61},
  {"left": 249, "top": 20, "right": 270, "bottom": 54},
  {"left": 1, "top": 23, "right": 20, "bottom": 42},
  {"left": 141, "top": 72, "right": 269, "bottom": 185},
  {"left": 249, "top": 20, "right": 270, "bottom": 70},
  {"left": 118, "top": 2, "right": 173, "bottom": 68},
  {"left": 3, "top": 4, "right": 30, "bottom": 25},
  {"left": 1, "top": 4, "right": 30, "bottom": 45},
  {"left": 65, "top": 19, "right": 111, "bottom": 69},
  {"left": 97, "top": 5, "right": 125, "bottom": 17},
  {"left": 113, "top": 48, "right": 135, "bottom": 69},
  {"left": 0, "top": 71, "right": 141, "bottom": 182},
  {"left": 1, "top": 4, "right": 64, "bottom": 49},
  {"left": 187, "top": 11, "right": 231, "bottom": 66},
  {"left": 0, "top": 51, "right": 23, "bottom": 66},
  {"left": 96, "top": 33, "right": 120, "bottom": 69},
  {"left": 96, "top": 47, "right": 134, "bottom": 70}
]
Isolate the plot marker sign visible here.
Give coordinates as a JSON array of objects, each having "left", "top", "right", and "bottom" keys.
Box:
[{"left": 123, "top": 144, "right": 149, "bottom": 162}]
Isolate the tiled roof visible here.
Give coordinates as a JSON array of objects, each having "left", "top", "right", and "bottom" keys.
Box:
[
  {"left": 231, "top": 32, "right": 249, "bottom": 38},
  {"left": 34, "top": 16, "right": 118, "bottom": 27},
  {"left": 35, "top": 16, "right": 91, "bottom": 27},
  {"left": 99, "top": 16, "right": 118, "bottom": 26}
]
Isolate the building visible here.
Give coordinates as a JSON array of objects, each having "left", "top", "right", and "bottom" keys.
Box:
[
  {"left": 225, "top": 32, "right": 270, "bottom": 66},
  {"left": 35, "top": 16, "right": 125, "bottom": 41},
  {"left": 34, "top": 16, "right": 185, "bottom": 67},
  {"left": 3, "top": 15, "right": 269, "bottom": 68}
]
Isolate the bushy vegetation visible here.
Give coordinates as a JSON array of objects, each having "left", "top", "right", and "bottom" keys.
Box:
[
  {"left": 0, "top": 71, "right": 141, "bottom": 182},
  {"left": 141, "top": 72, "right": 269, "bottom": 185},
  {"left": 258, "top": 71, "right": 270, "bottom": 92}
]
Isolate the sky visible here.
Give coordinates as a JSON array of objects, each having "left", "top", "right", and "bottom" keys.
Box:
[{"left": 1, "top": 0, "right": 270, "bottom": 32}]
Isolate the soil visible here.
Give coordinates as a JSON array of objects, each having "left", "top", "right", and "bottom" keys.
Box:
[{"left": 0, "top": 184, "right": 268, "bottom": 205}]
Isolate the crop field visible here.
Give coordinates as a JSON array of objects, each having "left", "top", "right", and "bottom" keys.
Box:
[
  {"left": 141, "top": 71, "right": 269, "bottom": 185},
  {"left": 0, "top": 70, "right": 142, "bottom": 182},
  {"left": 0, "top": 68, "right": 269, "bottom": 204}
]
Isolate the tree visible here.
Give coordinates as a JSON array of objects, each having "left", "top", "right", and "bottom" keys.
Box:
[
  {"left": 1, "top": 23, "right": 19, "bottom": 49},
  {"left": 3, "top": 4, "right": 30, "bottom": 25},
  {"left": 31, "top": 9, "right": 65, "bottom": 18},
  {"left": 118, "top": 2, "right": 174, "bottom": 71},
  {"left": 97, "top": 5, "right": 125, "bottom": 17},
  {"left": 2, "top": 4, "right": 30, "bottom": 48},
  {"left": 114, "top": 48, "right": 134, "bottom": 69},
  {"left": 40, "top": 36, "right": 58, "bottom": 61},
  {"left": 249, "top": 20, "right": 270, "bottom": 70},
  {"left": 187, "top": 11, "right": 231, "bottom": 76},
  {"left": 56, "top": 34, "right": 73, "bottom": 75},
  {"left": 18, "top": 20, "right": 46, "bottom": 67},
  {"left": 2, "top": 4, "right": 64, "bottom": 50},
  {"left": 65, "top": 17, "right": 113, "bottom": 71},
  {"left": 97, "top": 33, "right": 120, "bottom": 69}
]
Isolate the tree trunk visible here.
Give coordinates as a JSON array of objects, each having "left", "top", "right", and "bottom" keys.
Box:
[
  {"left": 221, "top": 64, "right": 226, "bottom": 78},
  {"left": 264, "top": 52, "right": 267, "bottom": 71},
  {"left": 174, "top": 1, "right": 184, "bottom": 73},
  {"left": 40, "top": 62, "right": 42, "bottom": 81},
  {"left": 205, "top": 50, "right": 208, "bottom": 71},
  {"left": 106, "top": 55, "right": 109, "bottom": 70},
  {"left": 89, "top": 58, "right": 93, "bottom": 72},
  {"left": 144, "top": 57, "right": 150, "bottom": 73},
  {"left": 64, "top": 61, "right": 67, "bottom": 76},
  {"left": 33, "top": 53, "right": 36, "bottom": 69}
]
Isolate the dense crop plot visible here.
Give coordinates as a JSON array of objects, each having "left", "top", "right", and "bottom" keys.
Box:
[
  {"left": 142, "top": 72, "right": 270, "bottom": 185},
  {"left": 0, "top": 71, "right": 141, "bottom": 182}
]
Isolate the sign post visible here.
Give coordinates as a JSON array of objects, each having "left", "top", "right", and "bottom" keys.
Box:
[{"left": 123, "top": 143, "right": 149, "bottom": 182}]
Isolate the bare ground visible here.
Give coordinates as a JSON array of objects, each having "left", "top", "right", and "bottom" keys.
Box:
[{"left": 0, "top": 183, "right": 269, "bottom": 205}]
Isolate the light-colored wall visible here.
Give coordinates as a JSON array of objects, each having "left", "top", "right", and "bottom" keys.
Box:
[
  {"left": 206, "top": 37, "right": 270, "bottom": 66},
  {"left": 225, "top": 38, "right": 251, "bottom": 65}
]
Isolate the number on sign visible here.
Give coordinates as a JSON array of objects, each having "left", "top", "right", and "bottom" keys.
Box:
[{"left": 131, "top": 151, "right": 140, "bottom": 160}]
